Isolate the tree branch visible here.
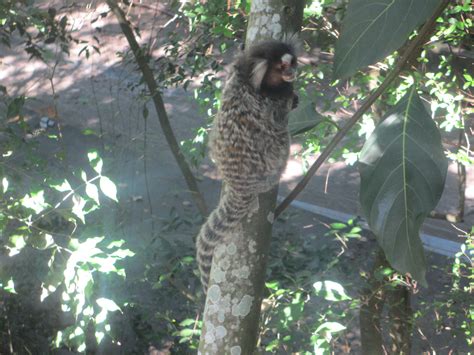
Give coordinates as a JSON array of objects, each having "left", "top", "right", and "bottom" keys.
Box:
[
  {"left": 275, "top": 0, "right": 451, "bottom": 218},
  {"left": 106, "top": 0, "right": 208, "bottom": 217}
]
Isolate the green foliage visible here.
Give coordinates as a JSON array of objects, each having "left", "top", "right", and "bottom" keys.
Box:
[
  {"left": 334, "top": 0, "right": 442, "bottom": 79},
  {"left": 260, "top": 280, "right": 353, "bottom": 354},
  {"left": 153, "top": 1, "right": 246, "bottom": 167},
  {"left": 451, "top": 227, "right": 474, "bottom": 347},
  {"left": 0, "top": 0, "right": 472, "bottom": 352},
  {"left": 0, "top": 113, "right": 132, "bottom": 351},
  {"left": 288, "top": 98, "right": 326, "bottom": 137},
  {"left": 0, "top": 0, "right": 71, "bottom": 59},
  {"left": 359, "top": 87, "right": 448, "bottom": 285}
]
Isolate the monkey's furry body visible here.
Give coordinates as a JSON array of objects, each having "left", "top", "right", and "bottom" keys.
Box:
[{"left": 196, "top": 41, "right": 297, "bottom": 292}]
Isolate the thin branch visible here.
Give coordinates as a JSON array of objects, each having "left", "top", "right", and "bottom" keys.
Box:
[
  {"left": 275, "top": 0, "right": 451, "bottom": 218},
  {"left": 143, "top": 107, "right": 156, "bottom": 234},
  {"left": 106, "top": 0, "right": 208, "bottom": 217}
]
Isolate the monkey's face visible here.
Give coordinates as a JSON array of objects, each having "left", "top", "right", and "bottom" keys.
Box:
[
  {"left": 272, "top": 53, "right": 297, "bottom": 83},
  {"left": 247, "top": 41, "right": 298, "bottom": 98},
  {"left": 259, "top": 52, "right": 297, "bottom": 96}
]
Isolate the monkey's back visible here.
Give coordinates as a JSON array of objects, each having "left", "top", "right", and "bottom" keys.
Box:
[{"left": 209, "top": 71, "right": 291, "bottom": 195}]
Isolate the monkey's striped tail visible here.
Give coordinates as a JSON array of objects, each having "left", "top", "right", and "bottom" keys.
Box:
[{"left": 196, "top": 188, "right": 253, "bottom": 293}]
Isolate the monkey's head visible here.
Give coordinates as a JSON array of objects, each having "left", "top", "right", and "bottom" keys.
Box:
[{"left": 237, "top": 40, "right": 298, "bottom": 98}]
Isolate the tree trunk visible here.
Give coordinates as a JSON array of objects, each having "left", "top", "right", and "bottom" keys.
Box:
[{"left": 198, "top": 1, "right": 304, "bottom": 353}]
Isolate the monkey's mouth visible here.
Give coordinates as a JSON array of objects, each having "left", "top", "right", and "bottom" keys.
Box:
[{"left": 282, "top": 73, "right": 296, "bottom": 82}]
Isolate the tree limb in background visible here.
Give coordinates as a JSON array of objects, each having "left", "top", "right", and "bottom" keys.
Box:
[
  {"left": 106, "top": 0, "right": 208, "bottom": 217},
  {"left": 275, "top": 0, "right": 451, "bottom": 218}
]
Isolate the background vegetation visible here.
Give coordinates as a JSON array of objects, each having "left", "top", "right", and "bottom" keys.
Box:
[{"left": 0, "top": 0, "right": 472, "bottom": 353}]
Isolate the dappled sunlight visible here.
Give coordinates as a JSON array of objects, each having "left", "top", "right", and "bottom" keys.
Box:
[{"left": 0, "top": 0, "right": 472, "bottom": 353}]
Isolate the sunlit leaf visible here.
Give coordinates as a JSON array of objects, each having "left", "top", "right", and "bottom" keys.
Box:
[
  {"left": 265, "top": 281, "right": 280, "bottom": 290},
  {"left": 81, "top": 170, "right": 88, "bottom": 182},
  {"left": 21, "top": 190, "right": 48, "bottom": 214},
  {"left": 51, "top": 179, "right": 72, "bottom": 192},
  {"left": 2, "top": 177, "right": 8, "bottom": 193},
  {"left": 96, "top": 297, "right": 122, "bottom": 312},
  {"left": 110, "top": 249, "right": 135, "bottom": 258},
  {"left": 87, "top": 151, "right": 98, "bottom": 161},
  {"left": 9, "top": 234, "right": 26, "bottom": 255},
  {"left": 4, "top": 279, "right": 17, "bottom": 294},
  {"left": 72, "top": 194, "right": 87, "bottom": 223},
  {"left": 93, "top": 258, "right": 118, "bottom": 273},
  {"left": 178, "top": 328, "right": 197, "bottom": 337},
  {"left": 99, "top": 176, "right": 118, "bottom": 202},
  {"left": 95, "top": 331, "right": 105, "bottom": 344},
  {"left": 40, "top": 284, "right": 56, "bottom": 302},
  {"left": 334, "top": 0, "right": 442, "bottom": 79},
  {"left": 107, "top": 240, "right": 125, "bottom": 249},
  {"left": 313, "top": 280, "right": 351, "bottom": 301},
  {"left": 359, "top": 86, "right": 448, "bottom": 285},
  {"left": 180, "top": 318, "right": 196, "bottom": 327},
  {"left": 315, "top": 321, "right": 346, "bottom": 335},
  {"left": 85, "top": 183, "right": 100, "bottom": 204},
  {"left": 88, "top": 150, "right": 103, "bottom": 174},
  {"left": 329, "top": 223, "right": 347, "bottom": 230}
]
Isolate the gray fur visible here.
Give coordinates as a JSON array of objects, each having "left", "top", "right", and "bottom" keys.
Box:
[{"left": 196, "top": 41, "right": 296, "bottom": 293}]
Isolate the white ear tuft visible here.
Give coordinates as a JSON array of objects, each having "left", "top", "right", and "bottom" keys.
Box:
[
  {"left": 250, "top": 59, "right": 268, "bottom": 90},
  {"left": 281, "top": 32, "right": 302, "bottom": 54}
]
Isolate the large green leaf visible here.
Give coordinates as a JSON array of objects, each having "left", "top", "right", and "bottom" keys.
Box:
[
  {"left": 359, "top": 86, "right": 448, "bottom": 285},
  {"left": 334, "top": 0, "right": 442, "bottom": 79},
  {"left": 288, "top": 100, "right": 325, "bottom": 137}
]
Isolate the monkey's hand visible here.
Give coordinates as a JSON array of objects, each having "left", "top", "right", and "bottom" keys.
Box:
[{"left": 292, "top": 94, "right": 299, "bottom": 109}]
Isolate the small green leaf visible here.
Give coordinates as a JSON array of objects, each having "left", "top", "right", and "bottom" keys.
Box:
[
  {"left": 85, "top": 183, "right": 100, "bottom": 204},
  {"left": 180, "top": 318, "right": 196, "bottom": 327},
  {"left": 99, "top": 176, "right": 118, "bottom": 202},
  {"left": 265, "top": 281, "right": 280, "bottom": 290},
  {"left": 88, "top": 151, "right": 103, "bottom": 174},
  {"left": 4, "top": 279, "right": 17, "bottom": 294},
  {"left": 329, "top": 223, "right": 347, "bottom": 230},
  {"left": 72, "top": 194, "right": 87, "bottom": 223},
  {"left": 178, "top": 329, "right": 196, "bottom": 337}
]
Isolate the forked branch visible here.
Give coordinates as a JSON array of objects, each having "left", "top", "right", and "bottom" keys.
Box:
[{"left": 275, "top": 0, "right": 451, "bottom": 218}]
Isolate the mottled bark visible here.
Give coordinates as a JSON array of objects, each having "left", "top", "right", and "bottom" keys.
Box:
[{"left": 198, "top": 1, "right": 304, "bottom": 353}]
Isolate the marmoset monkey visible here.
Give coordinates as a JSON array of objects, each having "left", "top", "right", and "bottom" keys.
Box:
[{"left": 196, "top": 39, "right": 298, "bottom": 293}]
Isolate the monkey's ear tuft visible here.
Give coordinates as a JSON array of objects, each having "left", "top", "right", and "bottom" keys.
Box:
[
  {"left": 250, "top": 59, "right": 268, "bottom": 91},
  {"left": 281, "top": 32, "right": 302, "bottom": 54}
]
